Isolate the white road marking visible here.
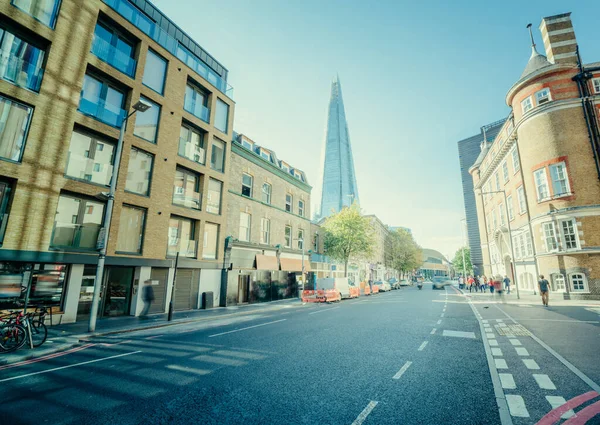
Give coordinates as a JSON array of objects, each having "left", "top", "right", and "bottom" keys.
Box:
[
  {"left": 515, "top": 347, "right": 529, "bottom": 356},
  {"left": 0, "top": 351, "right": 142, "bottom": 383},
  {"left": 393, "top": 361, "right": 412, "bottom": 379},
  {"left": 437, "top": 319, "right": 442, "bottom": 325},
  {"left": 418, "top": 341, "right": 428, "bottom": 351},
  {"left": 440, "top": 313, "right": 445, "bottom": 318},
  {"left": 533, "top": 374, "right": 556, "bottom": 390},
  {"left": 486, "top": 333, "right": 495, "bottom": 339},
  {"left": 523, "top": 359, "right": 540, "bottom": 370},
  {"left": 308, "top": 307, "right": 340, "bottom": 315},
  {"left": 483, "top": 323, "right": 491, "bottom": 328},
  {"left": 545, "top": 396, "right": 575, "bottom": 419},
  {"left": 509, "top": 339, "right": 522, "bottom": 346},
  {"left": 489, "top": 339, "right": 499, "bottom": 346},
  {"left": 495, "top": 359, "right": 508, "bottom": 369},
  {"left": 506, "top": 395, "right": 530, "bottom": 418},
  {"left": 442, "top": 330, "right": 476, "bottom": 339},
  {"left": 352, "top": 401, "right": 378, "bottom": 425},
  {"left": 430, "top": 328, "right": 437, "bottom": 335},
  {"left": 499, "top": 373, "right": 516, "bottom": 389},
  {"left": 208, "top": 319, "right": 287, "bottom": 337},
  {"left": 482, "top": 320, "right": 489, "bottom": 323},
  {"left": 496, "top": 319, "right": 504, "bottom": 323},
  {"left": 491, "top": 347, "right": 503, "bottom": 356}
]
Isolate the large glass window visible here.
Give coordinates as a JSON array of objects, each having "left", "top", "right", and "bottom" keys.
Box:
[
  {"left": 173, "top": 167, "right": 201, "bottom": 210},
  {"left": 206, "top": 178, "right": 222, "bottom": 214},
  {"left": 142, "top": 49, "right": 167, "bottom": 94},
  {"left": 261, "top": 218, "right": 270, "bottom": 244},
  {"left": 133, "top": 96, "right": 160, "bottom": 143},
  {"left": 534, "top": 168, "right": 549, "bottom": 201},
  {"left": 215, "top": 98, "right": 229, "bottom": 133},
  {"left": 543, "top": 222, "right": 558, "bottom": 252},
  {"left": 11, "top": 0, "right": 61, "bottom": 28},
  {"left": 184, "top": 83, "right": 210, "bottom": 123},
  {"left": 242, "top": 173, "right": 253, "bottom": 197},
  {"left": 210, "top": 138, "right": 225, "bottom": 172},
  {"left": 262, "top": 183, "right": 271, "bottom": 204},
  {"left": 167, "top": 216, "right": 196, "bottom": 258},
  {"left": 0, "top": 95, "right": 32, "bottom": 163},
  {"left": 79, "top": 74, "right": 126, "bottom": 127},
  {"left": 203, "top": 222, "right": 218, "bottom": 260},
  {"left": 65, "top": 129, "right": 114, "bottom": 186},
  {"left": 91, "top": 22, "right": 136, "bottom": 77},
  {"left": 549, "top": 162, "right": 570, "bottom": 197},
  {"left": 116, "top": 205, "right": 145, "bottom": 253},
  {"left": 51, "top": 194, "right": 105, "bottom": 251},
  {"left": 178, "top": 124, "right": 205, "bottom": 164},
  {"left": 0, "top": 179, "right": 14, "bottom": 245},
  {"left": 0, "top": 26, "right": 45, "bottom": 91},
  {"left": 125, "top": 148, "right": 153, "bottom": 196},
  {"left": 239, "top": 212, "right": 251, "bottom": 242},
  {"left": 284, "top": 225, "right": 292, "bottom": 248}
]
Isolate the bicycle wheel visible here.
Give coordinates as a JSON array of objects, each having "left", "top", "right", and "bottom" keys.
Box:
[
  {"left": 31, "top": 320, "right": 48, "bottom": 347},
  {"left": 0, "top": 324, "right": 27, "bottom": 353}
]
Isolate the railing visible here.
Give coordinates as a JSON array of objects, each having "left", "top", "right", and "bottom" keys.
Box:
[
  {"left": 178, "top": 138, "right": 206, "bottom": 164},
  {"left": 91, "top": 34, "right": 137, "bottom": 77},
  {"left": 0, "top": 53, "right": 44, "bottom": 92},
  {"left": 65, "top": 152, "right": 113, "bottom": 186},
  {"left": 183, "top": 96, "right": 210, "bottom": 123},
  {"left": 172, "top": 188, "right": 202, "bottom": 210},
  {"left": 78, "top": 97, "right": 126, "bottom": 128},
  {"left": 50, "top": 223, "right": 101, "bottom": 251},
  {"left": 311, "top": 253, "right": 331, "bottom": 263},
  {"left": 167, "top": 239, "right": 198, "bottom": 258},
  {"left": 102, "top": 0, "right": 233, "bottom": 98}
]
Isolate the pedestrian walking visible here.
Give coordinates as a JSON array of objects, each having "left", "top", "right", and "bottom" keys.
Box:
[
  {"left": 468, "top": 276, "right": 475, "bottom": 292},
  {"left": 458, "top": 276, "right": 464, "bottom": 290},
  {"left": 538, "top": 275, "right": 550, "bottom": 307},
  {"left": 140, "top": 280, "right": 155, "bottom": 318},
  {"left": 503, "top": 275, "right": 511, "bottom": 294}
]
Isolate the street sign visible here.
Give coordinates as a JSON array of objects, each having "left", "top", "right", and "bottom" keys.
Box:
[{"left": 96, "top": 227, "right": 107, "bottom": 250}]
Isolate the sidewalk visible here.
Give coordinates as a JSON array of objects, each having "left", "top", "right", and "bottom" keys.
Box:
[
  {"left": 0, "top": 298, "right": 304, "bottom": 366},
  {"left": 457, "top": 286, "right": 600, "bottom": 307}
]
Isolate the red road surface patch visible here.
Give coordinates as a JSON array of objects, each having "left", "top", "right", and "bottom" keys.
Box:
[
  {"left": 0, "top": 343, "right": 95, "bottom": 371},
  {"left": 536, "top": 391, "right": 599, "bottom": 425}
]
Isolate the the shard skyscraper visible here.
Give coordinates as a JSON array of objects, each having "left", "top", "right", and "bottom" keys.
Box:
[{"left": 317, "top": 77, "right": 359, "bottom": 219}]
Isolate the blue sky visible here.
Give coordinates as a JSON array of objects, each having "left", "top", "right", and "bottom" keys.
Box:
[{"left": 154, "top": 0, "right": 600, "bottom": 259}]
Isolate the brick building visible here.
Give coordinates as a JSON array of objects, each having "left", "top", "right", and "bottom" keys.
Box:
[
  {"left": 0, "top": 0, "right": 235, "bottom": 321},
  {"left": 469, "top": 13, "right": 600, "bottom": 299}
]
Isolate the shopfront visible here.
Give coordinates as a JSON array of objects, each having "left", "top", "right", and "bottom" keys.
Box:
[
  {"left": 76, "top": 266, "right": 134, "bottom": 319},
  {"left": 0, "top": 262, "right": 67, "bottom": 310}
]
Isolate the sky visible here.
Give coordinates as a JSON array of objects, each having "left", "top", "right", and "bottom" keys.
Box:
[{"left": 154, "top": 0, "right": 600, "bottom": 260}]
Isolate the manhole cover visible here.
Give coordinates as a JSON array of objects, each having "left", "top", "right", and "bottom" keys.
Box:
[{"left": 495, "top": 324, "right": 531, "bottom": 336}]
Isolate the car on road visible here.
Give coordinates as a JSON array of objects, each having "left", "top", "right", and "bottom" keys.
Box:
[
  {"left": 399, "top": 279, "right": 411, "bottom": 287},
  {"left": 432, "top": 277, "right": 450, "bottom": 290},
  {"left": 388, "top": 278, "right": 400, "bottom": 289},
  {"left": 375, "top": 280, "right": 392, "bottom": 292}
]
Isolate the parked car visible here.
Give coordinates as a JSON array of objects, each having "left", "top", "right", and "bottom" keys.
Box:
[
  {"left": 375, "top": 280, "right": 392, "bottom": 292},
  {"left": 388, "top": 278, "right": 400, "bottom": 289},
  {"left": 399, "top": 279, "right": 411, "bottom": 287},
  {"left": 336, "top": 278, "right": 361, "bottom": 299}
]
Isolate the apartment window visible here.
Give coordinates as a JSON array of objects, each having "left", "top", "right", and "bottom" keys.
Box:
[
  {"left": 513, "top": 236, "right": 521, "bottom": 259},
  {"left": 215, "top": 98, "right": 229, "bottom": 133},
  {"left": 535, "top": 88, "right": 551, "bottom": 105},
  {"left": 125, "top": 148, "right": 153, "bottom": 196},
  {"left": 494, "top": 172, "right": 500, "bottom": 191},
  {"left": 210, "top": 138, "right": 225, "bottom": 172},
  {"left": 298, "top": 200, "right": 305, "bottom": 217},
  {"left": 534, "top": 168, "right": 549, "bottom": 201},
  {"left": 12, "top": 0, "right": 61, "bottom": 28},
  {"left": 502, "top": 161, "right": 509, "bottom": 183},
  {"left": 65, "top": 129, "right": 114, "bottom": 186},
  {"left": 203, "top": 222, "right": 219, "bottom": 260},
  {"left": 511, "top": 148, "right": 520, "bottom": 173},
  {"left": 549, "top": 162, "right": 570, "bottom": 197},
  {"left": 242, "top": 174, "right": 253, "bottom": 197},
  {"left": 277, "top": 226, "right": 289, "bottom": 251},
  {"left": 506, "top": 195, "right": 514, "bottom": 221},
  {"left": 569, "top": 273, "right": 588, "bottom": 292},
  {"left": 241, "top": 139, "right": 253, "bottom": 150},
  {"left": 517, "top": 186, "right": 526, "bottom": 214},
  {"left": 116, "top": 205, "right": 146, "bottom": 254},
  {"left": 178, "top": 124, "right": 205, "bottom": 164},
  {"left": 91, "top": 22, "right": 136, "bottom": 77},
  {"left": 142, "top": 49, "right": 167, "bottom": 94},
  {"left": 281, "top": 163, "right": 290, "bottom": 173},
  {"left": 0, "top": 180, "right": 14, "bottom": 244},
  {"left": 262, "top": 183, "right": 271, "bottom": 204},
  {"left": 561, "top": 219, "right": 578, "bottom": 250},
  {"left": 492, "top": 210, "right": 497, "bottom": 229},
  {"left": 543, "top": 222, "right": 558, "bottom": 252},
  {"left": 133, "top": 96, "right": 160, "bottom": 143},
  {"left": 51, "top": 194, "right": 105, "bottom": 251},
  {"left": 297, "top": 229, "right": 304, "bottom": 250},
  {"left": 498, "top": 204, "right": 505, "bottom": 226},
  {"left": 593, "top": 78, "right": 600, "bottom": 94},
  {"left": 167, "top": 216, "right": 196, "bottom": 258},
  {"left": 0, "top": 95, "right": 32, "bottom": 163},
  {"left": 79, "top": 74, "right": 126, "bottom": 127},
  {"left": 260, "top": 150, "right": 270, "bottom": 161},
  {"left": 184, "top": 83, "right": 209, "bottom": 123},
  {"left": 206, "top": 178, "right": 222, "bottom": 214},
  {"left": 525, "top": 231, "right": 533, "bottom": 256},
  {"left": 239, "top": 212, "right": 251, "bottom": 242},
  {"left": 261, "top": 218, "right": 270, "bottom": 244},
  {"left": 521, "top": 96, "right": 533, "bottom": 114},
  {"left": 550, "top": 274, "right": 565, "bottom": 292},
  {"left": 173, "top": 167, "right": 201, "bottom": 210},
  {"left": 0, "top": 25, "right": 45, "bottom": 91},
  {"left": 285, "top": 194, "right": 293, "bottom": 213}
]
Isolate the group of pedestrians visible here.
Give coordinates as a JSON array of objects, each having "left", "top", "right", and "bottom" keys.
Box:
[{"left": 458, "top": 274, "right": 512, "bottom": 294}]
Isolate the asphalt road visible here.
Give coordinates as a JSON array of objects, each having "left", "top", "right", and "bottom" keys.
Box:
[{"left": 1, "top": 283, "right": 599, "bottom": 425}]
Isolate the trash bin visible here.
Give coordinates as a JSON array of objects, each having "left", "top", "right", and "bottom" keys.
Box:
[{"left": 201, "top": 291, "right": 214, "bottom": 309}]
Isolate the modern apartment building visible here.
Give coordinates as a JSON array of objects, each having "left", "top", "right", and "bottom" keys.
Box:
[
  {"left": 457, "top": 119, "right": 505, "bottom": 275},
  {"left": 469, "top": 13, "right": 600, "bottom": 300},
  {"left": 0, "top": 0, "right": 235, "bottom": 321},
  {"left": 223, "top": 133, "right": 311, "bottom": 304}
]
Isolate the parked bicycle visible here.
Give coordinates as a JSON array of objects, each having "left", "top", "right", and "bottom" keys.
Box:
[{"left": 0, "top": 306, "right": 48, "bottom": 353}]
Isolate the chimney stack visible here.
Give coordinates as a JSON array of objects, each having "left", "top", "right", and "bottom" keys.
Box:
[{"left": 539, "top": 13, "right": 578, "bottom": 65}]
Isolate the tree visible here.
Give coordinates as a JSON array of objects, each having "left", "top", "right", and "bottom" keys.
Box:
[
  {"left": 385, "top": 229, "right": 423, "bottom": 277},
  {"left": 452, "top": 246, "right": 473, "bottom": 276},
  {"left": 322, "top": 203, "right": 374, "bottom": 277}
]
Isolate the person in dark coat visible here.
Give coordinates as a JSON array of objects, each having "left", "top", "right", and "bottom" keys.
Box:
[{"left": 140, "top": 280, "right": 155, "bottom": 318}]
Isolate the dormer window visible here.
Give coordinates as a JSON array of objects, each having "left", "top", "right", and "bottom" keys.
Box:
[
  {"left": 521, "top": 96, "right": 533, "bottom": 114},
  {"left": 260, "top": 149, "right": 271, "bottom": 161},
  {"left": 281, "top": 163, "right": 290, "bottom": 173},
  {"left": 535, "top": 88, "right": 551, "bottom": 105},
  {"left": 241, "top": 139, "right": 253, "bottom": 150}
]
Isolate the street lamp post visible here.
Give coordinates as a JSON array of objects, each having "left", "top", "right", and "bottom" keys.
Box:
[{"left": 88, "top": 100, "right": 152, "bottom": 333}]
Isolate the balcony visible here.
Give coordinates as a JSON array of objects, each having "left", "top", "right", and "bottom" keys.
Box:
[
  {"left": 65, "top": 152, "right": 113, "bottom": 186},
  {"left": 173, "top": 187, "right": 202, "bottom": 210},
  {"left": 50, "top": 223, "right": 102, "bottom": 251},
  {"left": 178, "top": 138, "right": 206, "bottom": 164},
  {"left": 78, "top": 97, "right": 126, "bottom": 128},
  {"left": 91, "top": 34, "right": 137, "bottom": 78},
  {"left": 103, "top": 0, "right": 233, "bottom": 99},
  {"left": 0, "top": 52, "right": 44, "bottom": 92},
  {"left": 184, "top": 96, "right": 210, "bottom": 123},
  {"left": 167, "top": 239, "right": 198, "bottom": 258}
]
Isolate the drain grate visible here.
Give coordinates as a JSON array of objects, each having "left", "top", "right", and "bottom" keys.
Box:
[{"left": 495, "top": 324, "right": 531, "bottom": 336}]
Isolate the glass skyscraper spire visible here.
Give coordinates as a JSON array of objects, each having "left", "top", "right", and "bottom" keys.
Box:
[{"left": 317, "top": 76, "right": 359, "bottom": 219}]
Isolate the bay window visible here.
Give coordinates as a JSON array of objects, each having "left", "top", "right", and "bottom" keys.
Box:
[{"left": 549, "top": 162, "right": 570, "bottom": 197}]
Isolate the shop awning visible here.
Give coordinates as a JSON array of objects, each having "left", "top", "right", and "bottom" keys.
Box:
[
  {"left": 255, "top": 255, "right": 279, "bottom": 271},
  {"left": 280, "top": 258, "right": 311, "bottom": 272}
]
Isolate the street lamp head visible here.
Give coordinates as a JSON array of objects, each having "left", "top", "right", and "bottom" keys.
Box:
[{"left": 132, "top": 99, "right": 152, "bottom": 113}]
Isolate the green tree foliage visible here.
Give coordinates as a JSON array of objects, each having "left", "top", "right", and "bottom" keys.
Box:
[
  {"left": 385, "top": 229, "right": 423, "bottom": 276},
  {"left": 322, "top": 204, "right": 374, "bottom": 277},
  {"left": 452, "top": 246, "right": 473, "bottom": 276}
]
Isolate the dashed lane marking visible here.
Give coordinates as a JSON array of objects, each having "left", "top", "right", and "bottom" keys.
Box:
[
  {"left": 495, "top": 359, "right": 508, "bottom": 369},
  {"left": 545, "top": 396, "right": 575, "bottom": 419},
  {"left": 430, "top": 328, "right": 437, "bottom": 335},
  {"left": 440, "top": 313, "right": 445, "bottom": 318},
  {"left": 499, "top": 373, "right": 516, "bottom": 389},
  {"left": 392, "top": 361, "right": 412, "bottom": 380},
  {"left": 418, "top": 341, "right": 428, "bottom": 351},
  {"left": 496, "top": 319, "right": 504, "bottom": 323},
  {"left": 486, "top": 333, "right": 495, "bottom": 339},
  {"left": 437, "top": 319, "right": 442, "bottom": 325},
  {"left": 308, "top": 307, "right": 340, "bottom": 315},
  {"left": 523, "top": 359, "right": 540, "bottom": 370},
  {"left": 506, "top": 395, "right": 530, "bottom": 418},
  {"left": 515, "top": 347, "right": 529, "bottom": 356},
  {"left": 491, "top": 347, "right": 503, "bottom": 356},
  {"left": 509, "top": 339, "right": 522, "bottom": 346},
  {"left": 442, "top": 330, "right": 476, "bottom": 339},
  {"left": 533, "top": 374, "right": 557, "bottom": 390},
  {"left": 208, "top": 319, "right": 287, "bottom": 337},
  {"left": 351, "top": 401, "right": 378, "bottom": 425},
  {"left": 482, "top": 320, "right": 489, "bottom": 323},
  {"left": 489, "top": 340, "right": 499, "bottom": 346}
]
